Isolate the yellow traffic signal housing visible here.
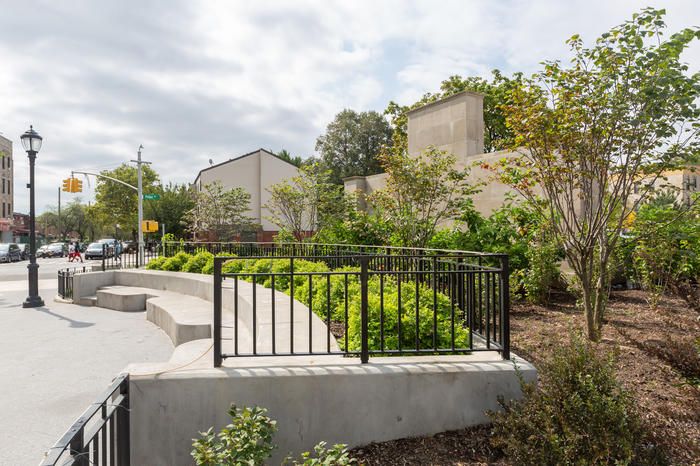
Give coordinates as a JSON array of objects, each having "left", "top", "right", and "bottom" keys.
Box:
[
  {"left": 62, "top": 178, "right": 72, "bottom": 192},
  {"left": 142, "top": 220, "right": 159, "bottom": 233},
  {"left": 72, "top": 178, "right": 83, "bottom": 193}
]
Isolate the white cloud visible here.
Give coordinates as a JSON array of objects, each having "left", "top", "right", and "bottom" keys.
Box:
[{"left": 0, "top": 0, "right": 697, "bottom": 213}]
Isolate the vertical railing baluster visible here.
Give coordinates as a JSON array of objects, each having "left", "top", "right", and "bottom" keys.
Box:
[
  {"left": 271, "top": 275, "right": 276, "bottom": 355},
  {"left": 500, "top": 255, "right": 510, "bottom": 360},
  {"left": 213, "top": 259, "right": 222, "bottom": 367},
  {"left": 360, "top": 257, "right": 369, "bottom": 363}
]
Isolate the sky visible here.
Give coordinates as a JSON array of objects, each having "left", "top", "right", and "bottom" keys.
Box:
[{"left": 1, "top": 0, "right": 699, "bottom": 214}]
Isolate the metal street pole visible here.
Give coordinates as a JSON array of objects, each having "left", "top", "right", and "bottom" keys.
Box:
[
  {"left": 131, "top": 145, "right": 150, "bottom": 266},
  {"left": 57, "top": 186, "right": 61, "bottom": 241},
  {"left": 22, "top": 126, "right": 44, "bottom": 308}
]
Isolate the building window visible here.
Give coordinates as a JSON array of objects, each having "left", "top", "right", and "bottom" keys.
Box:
[
  {"left": 2, "top": 202, "right": 5, "bottom": 218},
  {"left": 2, "top": 178, "right": 4, "bottom": 194}
]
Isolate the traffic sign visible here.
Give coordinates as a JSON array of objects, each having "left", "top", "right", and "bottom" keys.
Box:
[
  {"left": 142, "top": 220, "right": 159, "bottom": 232},
  {"left": 143, "top": 193, "right": 160, "bottom": 200}
]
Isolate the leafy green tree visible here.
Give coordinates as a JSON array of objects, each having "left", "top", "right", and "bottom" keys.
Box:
[
  {"left": 183, "top": 181, "right": 257, "bottom": 241},
  {"left": 94, "top": 163, "right": 159, "bottom": 232},
  {"left": 491, "top": 8, "right": 700, "bottom": 340},
  {"left": 276, "top": 149, "right": 304, "bottom": 167},
  {"left": 144, "top": 182, "right": 195, "bottom": 239},
  {"left": 315, "top": 109, "right": 392, "bottom": 183},
  {"left": 369, "top": 146, "right": 478, "bottom": 249},
  {"left": 265, "top": 163, "right": 344, "bottom": 240},
  {"left": 385, "top": 70, "right": 522, "bottom": 154}
]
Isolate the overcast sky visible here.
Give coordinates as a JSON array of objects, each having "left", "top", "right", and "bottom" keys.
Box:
[{"left": 1, "top": 0, "right": 699, "bottom": 214}]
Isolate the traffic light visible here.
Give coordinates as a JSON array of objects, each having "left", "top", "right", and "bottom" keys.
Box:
[
  {"left": 142, "top": 220, "right": 159, "bottom": 232},
  {"left": 62, "top": 178, "right": 72, "bottom": 192},
  {"left": 72, "top": 178, "right": 83, "bottom": 193}
]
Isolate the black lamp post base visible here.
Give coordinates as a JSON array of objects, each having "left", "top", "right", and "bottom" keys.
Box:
[{"left": 22, "top": 296, "right": 45, "bottom": 308}]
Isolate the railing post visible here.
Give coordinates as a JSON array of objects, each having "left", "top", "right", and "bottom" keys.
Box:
[
  {"left": 499, "top": 254, "right": 510, "bottom": 360},
  {"left": 117, "top": 375, "right": 131, "bottom": 466},
  {"left": 360, "top": 256, "right": 369, "bottom": 364},
  {"left": 69, "top": 426, "right": 86, "bottom": 466},
  {"left": 102, "top": 244, "right": 106, "bottom": 272},
  {"left": 213, "top": 258, "right": 223, "bottom": 367}
]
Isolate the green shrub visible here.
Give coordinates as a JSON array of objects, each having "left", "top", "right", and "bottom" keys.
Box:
[
  {"left": 345, "top": 276, "right": 469, "bottom": 352},
  {"left": 145, "top": 256, "right": 168, "bottom": 270},
  {"left": 182, "top": 251, "right": 214, "bottom": 274},
  {"left": 191, "top": 404, "right": 276, "bottom": 465},
  {"left": 192, "top": 405, "right": 356, "bottom": 466},
  {"left": 490, "top": 332, "right": 648, "bottom": 465},
  {"left": 161, "top": 252, "right": 192, "bottom": 272},
  {"left": 285, "top": 441, "right": 356, "bottom": 465}
]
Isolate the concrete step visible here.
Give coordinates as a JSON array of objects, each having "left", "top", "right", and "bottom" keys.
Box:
[
  {"left": 76, "top": 295, "right": 98, "bottom": 306},
  {"left": 146, "top": 295, "right": 213, "bottom": 346}
]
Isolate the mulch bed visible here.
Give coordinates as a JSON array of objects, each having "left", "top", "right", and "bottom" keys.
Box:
[{"left": 350, "top": 290, "right": 700, "bottom": 465}]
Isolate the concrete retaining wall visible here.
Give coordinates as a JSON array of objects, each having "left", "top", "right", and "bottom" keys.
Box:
[{"left": 129, "top": 355, "right": 535, "bottom": 465}]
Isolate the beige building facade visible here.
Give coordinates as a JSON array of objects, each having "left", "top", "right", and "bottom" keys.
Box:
[
  {"left": 0, "top": 134, "right": 13, "bottom": 242},
  {"left": 345, "top": 91, "right": 522, "bottom": 216},
  {"left": 193, "top": 148, "right": 300, "bottom": 240}
]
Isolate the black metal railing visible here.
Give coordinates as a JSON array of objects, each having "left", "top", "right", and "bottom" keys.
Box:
[
  {"left": 57, "top": 266, "right": 90, "bottom": 300},
  {"left": 40, "top": 374, "right": 130, "bottom": 466},
  {"left": 209, "top": 242, "right": 510, "bottom": 367},
  {"left": 57, "top": 244, "right": 161, "bottom": 299}
]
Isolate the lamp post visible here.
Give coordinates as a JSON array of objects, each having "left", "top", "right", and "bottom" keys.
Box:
[{"left": 21, "top": 125, "right": 45, "bottom": 308}]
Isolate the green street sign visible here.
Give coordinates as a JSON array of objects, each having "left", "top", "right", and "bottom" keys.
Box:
[{"left": 143, "top": 193, "right": 160, "bottom": 200}]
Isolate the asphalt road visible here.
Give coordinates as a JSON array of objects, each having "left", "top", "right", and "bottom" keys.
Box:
[{"left": 0, "top": 260, "right": 173, "bottom": 465}]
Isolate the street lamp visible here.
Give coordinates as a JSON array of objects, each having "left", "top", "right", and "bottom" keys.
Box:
[{"left": 21, "top": 125, "right": 45, "bottom": 308}]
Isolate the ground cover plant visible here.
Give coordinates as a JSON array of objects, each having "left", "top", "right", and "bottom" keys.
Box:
[{"left": 191, "top": 404, "right": 356, "bottom": 465}]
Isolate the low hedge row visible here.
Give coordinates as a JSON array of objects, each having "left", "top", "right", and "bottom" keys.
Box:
[{"left": 146, "top": 253, "right": 470, "bottom": 351}]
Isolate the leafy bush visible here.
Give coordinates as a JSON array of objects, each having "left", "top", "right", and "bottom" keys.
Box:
[
  {"left": 192, "top": 404, "right": 276, "bottom": 465},
  {"left": 182, "top": 251, "right": 214, "bottom": 274},
  {"left": 629, "top": 200, "right": 700, "bottom": 306},
  {"left": 345, "top": 275, "right": 470, "bottom": 352},
  {"left": 145, "top": 256, "right": 167, "bottom": 270},
  {"left": 490, "top": 332, "right": 647, "bottom": 465},
  {"left": 192, "top": 404, "right": 357, "bottom": 466},
  {"left": 285, "top": 442, "right": 356, "bottom": 465},
  {"left": 161, "top": 252, "right": 192, "bottom": 272}
]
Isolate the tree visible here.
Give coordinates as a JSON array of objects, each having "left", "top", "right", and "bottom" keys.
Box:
[
  {"left": 94, "top": 163, "right": 160, "bottom": 231},
  {"left": 491, "top": 8, "right": 700, "bottom": 341},
  {"left": 144, "top": 182, "right": 195, "bottom": 239},
  {"left": 369, "top": 146, "right": 478, "bottom": 249},
  {"left": 315, "top": 109, "right": 392, "bottom": 183},
  {"left": 265, "top": 163, "right": 344, "bottom": 240},
  {"left": 385, "top": 70, "right": 522, "bottom": 154},
  {"left": 276, "top": 149, "right": 304, "bottom": 167},
  {"left": 183, "top": 182, "right": 257, "bottom": 241}
]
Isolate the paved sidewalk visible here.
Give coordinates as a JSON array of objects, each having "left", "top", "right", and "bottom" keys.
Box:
[{"left": 0, "top": 279, "right": 173, "bottom": 466}]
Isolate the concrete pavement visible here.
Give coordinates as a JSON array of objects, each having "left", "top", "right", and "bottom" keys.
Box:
[{"left": 0, "top": 277, "right": 173, "bottom": 466}]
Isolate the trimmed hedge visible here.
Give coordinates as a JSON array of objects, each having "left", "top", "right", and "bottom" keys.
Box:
[{"left": 145, "top": 254, "right": 470, "bottom": 352}]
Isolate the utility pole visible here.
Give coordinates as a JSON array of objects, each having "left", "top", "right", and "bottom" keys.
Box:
[
  {"left": 57, "top": 186, "right": 61, "bottom": 241},
  {"left": 131, "top": 145, "right": 150, "bottom": 266}
]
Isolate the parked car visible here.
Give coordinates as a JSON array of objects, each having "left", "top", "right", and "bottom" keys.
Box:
[
  {"left": 122, "top": 240, "right": 137, "bottom": 253},
  {"left": 97, "top": 238, "right": 118, "bottom": 257},
  {"left": 36, "top": 244, "right": 50, "bottom": 258},
  {"left": 0, "top": 243, "right": 23, "bottom": 263},
  {"left": 17, "top": 243, "right": 28, "bottom": 260},
  {"left": 85, "top": 242, "right": 108, "bottom": 260},
  {"left": 44, "top": 242, "right": 67, "bottom": 258}
]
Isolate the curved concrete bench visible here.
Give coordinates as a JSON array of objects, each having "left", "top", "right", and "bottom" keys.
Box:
[
  {"left": 72, "top": 269, "right": 339, "bottom": 355},
  {"left": 146, "top": 295, "right": 212, "bottom": 346}
]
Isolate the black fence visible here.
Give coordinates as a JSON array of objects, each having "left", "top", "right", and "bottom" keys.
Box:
[
  {"left": 57, "top": 245, "right": 161, "bottom": 299},
  {"left": 41, "top": 374, "right": 130, "bottom": 466},
  {"left": 205, "top": 242, "right": 509, "bottom": 366}
]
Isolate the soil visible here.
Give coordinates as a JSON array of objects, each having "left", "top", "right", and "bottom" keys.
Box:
[{"left": 350, "top": 290, "right": 700, "bottom": 465}]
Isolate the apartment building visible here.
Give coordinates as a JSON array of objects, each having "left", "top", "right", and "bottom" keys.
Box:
[
  {"left": 0, "top": 134, "right": 13, "bottom": 242},
  {"left": 193, "top": 148, "right": 300, "bottom": 241}
]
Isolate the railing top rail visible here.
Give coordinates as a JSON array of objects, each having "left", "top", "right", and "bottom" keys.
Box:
[
  {"left": 40, "top": 373, "right": 128, "bottom": 466},
  {"left": 165, "top": 241, "right": 507, "bottom": 258}
]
